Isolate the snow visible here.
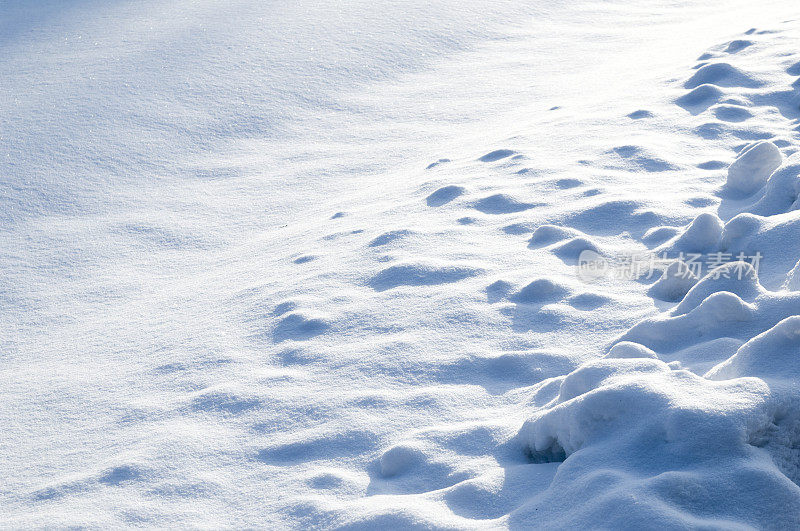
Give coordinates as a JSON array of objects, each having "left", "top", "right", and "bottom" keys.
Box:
[
  {"left": 648, "top": 261, "right": 699, "bottom": 302},
  {"left": 707, "top": 316, "right": 800, "bottom": 383},
  {"left": 726, "top": 141, "right": 784, "bottom": 195},
  {"left": 663, "top": 212, "right": 725, "bottom": 253},
  {"left": 3, "top": 0, "right": 800, "bottom": 527}
]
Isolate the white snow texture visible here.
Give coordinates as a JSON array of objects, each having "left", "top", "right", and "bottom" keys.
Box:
[{"left": 3, "top": 0, "right": 800, "bottom": 528}]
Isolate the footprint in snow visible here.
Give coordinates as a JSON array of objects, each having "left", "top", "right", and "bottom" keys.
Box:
[
  {"left": 697, "top": 160, "right": 727, "bottom": 170},
  {"left": 627, "top": 109, "right": 654, "bottom": 119},
  {"left": 676, "top": 84, "right": 724, "bottom": 114},
  {"left": 190, "top": 390, "right": 261, "bottom": 415},
  {"left": 555, "top": 178, "right": 582, "bottom": 189},
  {"left": 258, "top": 429, "right": 379, "bottom": 465},
  {"left": 712, "top": 104, "right": 753, "bottom": 122},
  {"left": 369, "top": 229, "right": 412, "bottom": 247},
  {"left": 273, "top": 312, "right": 330, "bottom": 341},
  {"left": 501, "top": 222, "right": 535, "bottom": 235},
  {"left": 472, "top": 194, "right": 539, "bottom": 214},
  {"left": 425, "top": 158, "right": 451, "bottom": 169},
  {"left": 478, "top": 149, "right": 516, "bottom": 162},
  {"left": 369, "top": 263, "right": 481, "bottom": 291},
  {"left": 426, "top": 185, "right": 465, "bottom": 207},
  {"left": 724, "top": 39, "right": 753, "bottom": 53},
  {"left": 567, "top": 292, "right": 609, "bottom": 311},
  {"left": 509, "top": 279, "right": 570, "bottom": 304}
]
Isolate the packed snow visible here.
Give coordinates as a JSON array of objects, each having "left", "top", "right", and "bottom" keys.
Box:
[{"left": 3, "top": 0, "right": 800, "bottom": 528}]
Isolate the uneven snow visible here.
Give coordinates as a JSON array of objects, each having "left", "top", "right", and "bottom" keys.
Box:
[{"left": 3, "top": 0, "right": 800, "bottom": 528}]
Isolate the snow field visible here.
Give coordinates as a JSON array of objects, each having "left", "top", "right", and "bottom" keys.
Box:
[{"left": 3, "top": 1, "right": 800, "bottom": 528}]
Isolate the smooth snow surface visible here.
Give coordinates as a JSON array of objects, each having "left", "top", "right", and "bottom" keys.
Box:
[{"left": 3, "top": 0, "right": 800, "bottom": 528}]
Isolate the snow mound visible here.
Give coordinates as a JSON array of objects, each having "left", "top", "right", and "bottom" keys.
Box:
[
  {"left": 726, "top": 141, "right": 783, "bottom": 195},
  {"left": 673, "top": 262, "right": 763, "bottom": 315},
  {"left": 707, "top": 316, "right": 800, "bottom": 384},
  {"left": 551, "top": 236, "right": 600, "bottom": 262},
  {"left": 648, "top": 260, "right": 699, "bottom": 302},
  {"left": 604, "top": 341, "right": 659, "bottom": 359},
  {"left": 663, "top": 212, "right": 724, "bottom": 253},
  {"left": 788, "top": 261, "right": 800, "bottom": 291},
  {"left": 684, "top": 62, "right": 763, "bottom": 89},
  {"left": 517, "top": 357, "right": 800, "bottom": 527},
  {"left": 675, "top": 83, "right": 724, "bottom": 114},
  {"left": 528, "top": 224, "right": 581, "bottom": 248},
  {"left": 473, "top": 193, "right": 538, "bottom": 214},
  {"left": 510, "top": 279, "right": 570, "bottom": 304},
  {"left": 742, "top": 154, "right": 800, "bottom": 216}
]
